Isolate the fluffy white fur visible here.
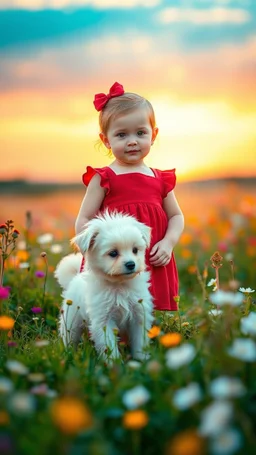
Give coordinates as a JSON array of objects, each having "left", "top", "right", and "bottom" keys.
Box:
[{"left": 54, "top": 211, "right": 154, "bottom": 361}]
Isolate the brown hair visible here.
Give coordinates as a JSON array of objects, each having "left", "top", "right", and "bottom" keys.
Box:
[{"left": 99, "top": 92, "right": 156, "bottom": 135}]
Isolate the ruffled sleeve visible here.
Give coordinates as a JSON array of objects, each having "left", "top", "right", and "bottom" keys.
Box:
[
  {"left": 158, "top": 169, "right": 176, "bottom": 198},
  {"left": 82, "top": 166, "right": 110, "bottom": 195}
]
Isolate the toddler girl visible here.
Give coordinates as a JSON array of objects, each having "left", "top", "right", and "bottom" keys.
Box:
[{"left": 76, "top": 82, "right": 184, "bottom": 311}]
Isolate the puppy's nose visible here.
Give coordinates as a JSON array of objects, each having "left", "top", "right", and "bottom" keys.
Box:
[{"left": 125, "top": 261, "right": 136, "bottom": 271}]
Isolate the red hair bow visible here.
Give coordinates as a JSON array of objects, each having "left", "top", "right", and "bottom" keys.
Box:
[{"left": 93, "top": 82, "right": 124, "bottom": 111}]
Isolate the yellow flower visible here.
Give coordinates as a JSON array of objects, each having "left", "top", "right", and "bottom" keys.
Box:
[
  {"left": 0, "top": 316, "right": 15, "bottom": 331},
  {"left": 51, "top": 397, "right": 93, "bottom": 435},
  {"left": 166, "top": 429, "right": 205, "bottom": 455},
  {"left": 148, "top": 325, "right": 161, "bottom": 339},
  {"left": 66, "top": 299, "right": 73, "bottom": 306},
  {"left": 123, "top": 410, "right": 148, "bottom": 430},
  {"left": 159, "top": 332, "right": 182, "bottom": 348}
]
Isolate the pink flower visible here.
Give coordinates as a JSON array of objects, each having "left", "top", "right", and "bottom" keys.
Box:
[
  {"left": 0, "top": 286, "right": 10, "bottom": 300},
  {"left": 35, "top": 271, "right": 45, "bottom": 278},
  {"left": 31, "top": 307, "right": 42, "bottom": 314}
]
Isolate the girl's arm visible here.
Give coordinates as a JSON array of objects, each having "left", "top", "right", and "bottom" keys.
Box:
[
  {"left": 75, "top": 174, "right": 105, "bottom": 234},
  {"left": 149, "top": 191, "right": 184, "bottom": 267}
]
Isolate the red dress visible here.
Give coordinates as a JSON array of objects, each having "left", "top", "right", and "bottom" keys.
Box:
[{"left": 82, "top": 166, "right": 179, "bottom": 311}]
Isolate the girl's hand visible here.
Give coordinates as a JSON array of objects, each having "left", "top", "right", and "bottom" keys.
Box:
[{"left": 149, "top": 239, "right": 173, "bottom": 267}]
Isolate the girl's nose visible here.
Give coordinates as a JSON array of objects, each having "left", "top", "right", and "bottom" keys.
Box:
[{"left": 127, "top": 136, "right": 138, "bottom": 146}]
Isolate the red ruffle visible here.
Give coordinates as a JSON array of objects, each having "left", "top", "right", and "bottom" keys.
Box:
[{"left": 82, "top": 166, "right": 110, "bottom": 195}]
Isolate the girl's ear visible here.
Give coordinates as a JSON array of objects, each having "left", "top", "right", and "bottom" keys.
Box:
[
  {"left": 99, "top": 132, "right": 111, "bottom": 149},
  {"left": 151, "top": 127, "right": 159, "bottom": 145}
]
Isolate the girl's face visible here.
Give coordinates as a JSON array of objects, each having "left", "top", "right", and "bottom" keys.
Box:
[{"left": 99, "top": 107, "right": 158, "bottom": 166}]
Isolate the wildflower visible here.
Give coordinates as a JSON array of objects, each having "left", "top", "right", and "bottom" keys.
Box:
[
  {"left": 159, "top": 332, "right": 182, "bottom": 348},
  {"left": 210, "top": 251, "right": 223, "bottom": 268},
  {"left": 241, "top": 312, "right": 256, "bottom": 336},
  {"left": 35, "top": 270, "right": 45, "bottom": 278},
  {"left": 51, "top": 397, "right": 93, "bottom": 435},
  {"left": 173, "top": 295, "right": 180, "bottom": 304},
  {"left": 122, "top": 385, "right": 150, "bottom": 410},
  {"left": 12, "top": 229, "right": 20, "bottom": 239},
  {"left": 0, "top": 287, "right": 10, "bottom": 300},
  {"left": 123, "top": 409, "right": 148, "bottom": 430},
  {"left": 50, "top": 244, "right": 63, "bottom": 254},
  {"left": 8, "top": 392, "right": 36, "bottom": 416},
  {"left": 0, "top": 224, "right": 8, "bottom": 234},
  {"left": 210, "top": 428, "right": 242, "bottom": 455},
  {"left": 40, "top": 251, "right": 47, "bottom": 258},
  {"left": 199, "top": 401, "right": 233, "bottom": 437},
  {"left": 31, "top": 307, "right": 42, "bottom": 314},
  {"left": 7, "top": 341, "right": 17, "bottom": 347},
  {"left": 148, "top": 325, "right": 161, "bottom": 338},
  {"left": 66, "top": 299, "right": 73, "bottom": 306},
  {"left": 210, "top": 376, "right": 245, "bottom": 399},
  {"left": 181, "top": 322, "right": 190, "bottom": 327},
  {"left": 227, "top": 338, "right": 256, "bottom": 362},
  {"left": 6, "top": 360, "right": 29, "bottom": 375},
  {"left": 239, "top": 287, "right": 255, "bottom": 294},
  {"left": 210, "top": 290, "right": 243, "bottom": 307},
  {"left": 172, "top": 383, "right": 202, "bottom": 410},
  {"left": 166, "top": 429, "right": 204, "bottom": 455},
  {"left": 0, "top": 377, "right": 14, "bottom": 393},
  {"left": 32, "top": 317, "right": 39, "bottom": 322},
  {"left": 37, "top": 233, "right": 53, "bottom": 245},
  {"left": 166, "top": 343, "right": 196, "bottom": 369},
  {"left": 0, "top": 316, "right": 15, "bottom": 331},
  {"left": 207, "top": 278, "right": 217, "bottom": 291}
]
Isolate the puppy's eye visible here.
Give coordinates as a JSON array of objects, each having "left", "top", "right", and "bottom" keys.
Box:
[
  {"left": 133, "top": 247, "right": 138, "bottom": 254},
  {"left": 109, "top": 250, "right": 118, "bottom": 258}
]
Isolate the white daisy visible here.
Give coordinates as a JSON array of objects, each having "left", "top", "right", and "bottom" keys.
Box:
[
  {"left": 173, "top": 382, "right": 202, "bottom": 410},
  {"left": 227, "top": 338, "right": 256, "bottom": 362},
  {"left": 122, "top": 385, "right": 150, "bottom": 410}
]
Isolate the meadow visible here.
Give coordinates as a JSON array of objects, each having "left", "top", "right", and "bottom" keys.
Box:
[{"left": 0, "top": 179, "right": 256, "bottom": 455}]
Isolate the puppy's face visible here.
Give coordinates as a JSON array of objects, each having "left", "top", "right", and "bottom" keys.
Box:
[{"left": 72, "top": 213, "right": 151, "bottom": 282}]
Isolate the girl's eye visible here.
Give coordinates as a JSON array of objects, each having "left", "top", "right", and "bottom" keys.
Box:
[
  {"left": 133, "top": 247, "right": 138, "bottom": 254},
  {"left": 117, "top": 133, "right": 125, "bottom": 138},
  {"left": 109, "top": 250, "right": 118, "bottom": 258},
  {"left": 137, "top": 131, "right": 145, "bottom": 136}
]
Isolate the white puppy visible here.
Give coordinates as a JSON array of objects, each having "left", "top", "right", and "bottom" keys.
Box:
[{"left": 54, "top": 211, "right": 154, "bottom": 361}]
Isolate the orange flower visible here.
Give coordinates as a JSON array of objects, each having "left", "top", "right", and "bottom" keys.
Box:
[
  {"left": 16, "top": 250, "right": 29, "bottom": 261},
  {"left": 148, "top": 325, "right": 161, "bottom": 339},
  {"left": 0, "top": 316, "right": 15, "bottom": 331},
  {"left": 181, "top": 249, "right": 192, "bottom": 259},
  {"left": 166, "top": 429, "right": 205, "bottom": 455},
  {"left": 123, "top": 410, "right": 148, "bottom": 430},
  {"left": 159, "top": 332, "right": 182, "bottom": 348},
  {"left": 180, "top": 233, "right": 193, "bottom": 246},
  {"left": 188, "top": 265, "right": 197, "bottom": 275},
  {"left": 51, "top": 397, "right": 93, "bottom": 435}
]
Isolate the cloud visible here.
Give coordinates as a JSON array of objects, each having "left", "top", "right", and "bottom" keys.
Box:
[
  {"left": 158, "top": 7, "right": 251, "bottom": 25},
  {"left": 0, "top": 0, "right": 160, "bottom": 10}
]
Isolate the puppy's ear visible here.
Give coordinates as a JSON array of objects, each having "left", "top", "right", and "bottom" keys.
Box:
[
  {"left": 139, "top": 223, "right": 151, "bottom": 248},
  {"left": 71, "top": 225, "right": 98, "bottom": 253}
]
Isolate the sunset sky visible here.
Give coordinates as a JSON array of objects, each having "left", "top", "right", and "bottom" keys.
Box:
[{"left": 0, "top": 0, "right": 255, "bottom": 183}]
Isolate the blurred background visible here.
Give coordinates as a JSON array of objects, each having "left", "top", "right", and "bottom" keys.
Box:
[{"left": 0, "top": 0, "right": 255, "bottom": 238}]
